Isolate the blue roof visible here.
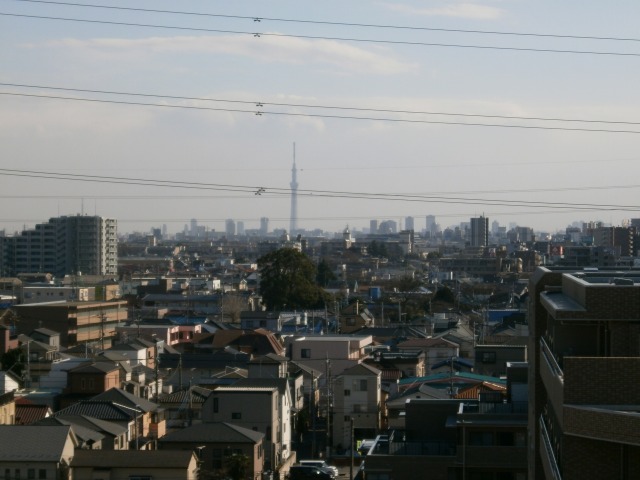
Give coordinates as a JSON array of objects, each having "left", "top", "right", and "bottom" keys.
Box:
[{"left": 399, "top": 371, "right": 506, "bottom": 386}]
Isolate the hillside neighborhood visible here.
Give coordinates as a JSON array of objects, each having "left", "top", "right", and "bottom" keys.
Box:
[{"left": 0, "top": 215, "right": 638, "bottom": 479}]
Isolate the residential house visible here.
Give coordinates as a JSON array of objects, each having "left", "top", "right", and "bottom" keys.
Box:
[
  {"left": 240, "top": 311, "right": 283, "bottom": 332},
  {"left": 286, "top": 334, "right": 374, "bottom": 377},
  {"left": 55, "top": 400, "right": 145, "bottom": 450},
  {"left": 13, "top": 300, "right": 128, "bottom": 348},
  {"left": 248, "top": 353, "right": 305, "bottom": 415},
  {"left": 29, "top": 328, "right": 60, "bottom": 350},
  {"left": 159, "top": 422, "right": 265, "bottom": 479},
  {"left": 158, "top": 385, "right": 213, "bottom": 428},
  {"left": 0, "top": 324, "right": 18, "bottom": 354},
  {"left": 338, "top": 301, "right": 374, "bottom": 334},
  {"left": 202, "top": 379, "right": 293, "bottom": 470},
  {"left": 0, "top": 425, "right": 77, "bottom": 479},
  {"left": 397, "top": 337, "right": 460, "bottom": 372},
  {"left": 59, "top": 362, "right": 121, "bottom": 409},
  {"left": 332, "top": 363, "right": 382, "bottom": 451},
  {"left": 473, "top": 344, "right": 527, "bottom": 377},
  {"left": 36, "top": 413, "right": 129, "bottom": 450},
  {"left": 70, "top": 450, "right": 198, "bottom": 480},
  {"left": 91, "top": 388, "right": 166, "bottom": 445},
  {"left": 0, "top": 390, "right": 15, "bottom": 425},
  {"left": 363, "top": 362, "right": 527, "bottom": 480},
  {"left": 14, "top": 397, "right": 52, "bottom": 424}
]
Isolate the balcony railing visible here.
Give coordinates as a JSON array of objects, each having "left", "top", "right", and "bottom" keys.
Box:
[
  {"left": 539, "top": 416, "right": 563, "bottom": 480},
  {"left": 540, "top": 337, "right": 564, "bottom": 380}
]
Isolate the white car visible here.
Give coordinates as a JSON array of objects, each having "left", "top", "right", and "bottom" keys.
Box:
[{"left": 298, "top": 460, "right": 339, "bottom": 478}]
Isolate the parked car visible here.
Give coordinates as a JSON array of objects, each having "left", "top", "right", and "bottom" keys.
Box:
[
  {"left": 298, "top": 460, "right": 339, "bottom": 477},
  {"left": 288, "top": 465, "right": 333, "bottom": 480}
]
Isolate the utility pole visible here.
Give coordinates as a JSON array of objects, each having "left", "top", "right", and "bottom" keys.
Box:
[
  {"left": 311, "top": 371, "right": 316, "bottom": 458},
  {"left": 350, "top": 417, "right": 354, "bottom": 480}
]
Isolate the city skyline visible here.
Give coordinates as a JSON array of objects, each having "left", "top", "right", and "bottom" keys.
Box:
[{"left": 3, "top": 1, "right": 640, "bottom": 234}]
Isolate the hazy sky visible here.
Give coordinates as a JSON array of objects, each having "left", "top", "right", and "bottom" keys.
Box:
[{"left": 3, "top": 0, "right": 640, "bottom": 235}]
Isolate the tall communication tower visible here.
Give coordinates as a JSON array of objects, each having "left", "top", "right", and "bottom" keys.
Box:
[{"left": 289, "top": 143, "right": 299, "bottom": 235}]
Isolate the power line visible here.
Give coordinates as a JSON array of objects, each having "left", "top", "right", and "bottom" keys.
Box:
[
  {"left": 1, "top": 167, "right": 639, "bottom": 213},
  {"left": 3, "top": 12, "right": 640, "bottom": 57},
  {"left": 11, "top": 0, "right": 640, "bottom": 44},
  {"left": 3, "top": 82, "right": 640, "bottom": 127},
  {"left": 4, "top": 91, "right": 640, "bottom": 134}
]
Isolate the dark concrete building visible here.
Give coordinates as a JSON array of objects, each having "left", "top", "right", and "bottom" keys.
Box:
[{"left": 528, "top": 267, "right": 640, "bottom": 480}]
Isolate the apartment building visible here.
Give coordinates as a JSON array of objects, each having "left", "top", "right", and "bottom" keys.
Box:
[
  {"left": 529, "top": 267, "right": 640, "bottom": 480},
  {"left": 0, "top": 215, "right": 117, "bottom": 278}
]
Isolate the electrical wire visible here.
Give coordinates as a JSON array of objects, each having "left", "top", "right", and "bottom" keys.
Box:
[
  {"left": 1, "top": 168, "right": 639, "bottom": 213},
  {"left": 3, "top": 82, "right": 640, "bottom": 127},
  {"left": 3, "top": 12, "right": 640, "bottom": 57},
  {"left": 4, "top": 92, "right": 640, "bottom": 134},
  {"left": 11, "top": 0, "right": 640, "bottom": 44}
]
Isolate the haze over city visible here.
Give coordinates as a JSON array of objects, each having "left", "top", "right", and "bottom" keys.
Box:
[{"left": 2, "top": 1, "right": 640, "bottom": 235}]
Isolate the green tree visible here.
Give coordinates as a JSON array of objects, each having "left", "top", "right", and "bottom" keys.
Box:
[
  {"left": 0, "top": 347, "right": 24, "bottom": 377},
  {"left": 225, "top": 453, "right": 250, "bottom": 480},
  {"left": 316, "top": 258, "right": 336, "bottom": 287},
  {"left": 258, "top": 248, "right": 324, "bottom": 310}
]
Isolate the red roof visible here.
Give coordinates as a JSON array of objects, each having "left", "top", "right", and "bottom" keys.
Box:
[{"left": 15, "top": 404, "right": 51, "bottom": 425}]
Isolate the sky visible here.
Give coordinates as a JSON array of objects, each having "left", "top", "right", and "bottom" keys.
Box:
[{"left": 2, "top": 0, "right": 640, "bottom": 236}]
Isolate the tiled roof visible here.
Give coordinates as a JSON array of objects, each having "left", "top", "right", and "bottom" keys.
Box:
[
  {"left": 34, "top": 416, "right": 106, "bottom": 444},
  {"left": 159, "top": 386, "right": 213, "bottom": 404},
  {"left": 68, "top": 362, "right": 120, "bottom": 374},
  {"left": 0, "top": 425, "right": 74, "bottom": 461},
  {"left": 91, "top": 387, "right": 158, "bottom": 413},
  {"left": 15, "top": 403, "right": 51, "bottom": 425},
  {"left": 160, "top": 421, "right": 264, "bottom": 444},
  {"left": 55, "top": 400, "right": 136, "bottom": 421},
  {"left": 455, "top": 381, "right": 506, "bottom": 400},
  {"left": 340, "top": 363, "right": 381, "bottom": 377},
  {"left": 70, "top": 449, "right": 195, "bottom": 468}
]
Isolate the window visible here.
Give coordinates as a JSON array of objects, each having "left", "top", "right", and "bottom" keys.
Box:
[
  {"left": 5, "top": 469, "right": 10, "bottom": 480},
  {"left": 353, "top": 404, "right": 366, "bottom": 413},
  {"left": 301, "top": 348, "right": 311, "bottom": 359},
  {"left": 344, "top": 389, "right": 351, "bottom": 396},
  {"left": 479, "top": 351, "right": 496, "bottom": 364},
  {"left": 355, "top": 379, "right": 367, "bottom": 391},
  {"left": 129, "top": 477, "right": 152, "bottom": 480},
  {"left": 469, "top": 432, "right": 493, "bottom": 446},
  {"left": 38, "top": 471, "right": 46, "bottom": 480},
  {"left": 15, "top": 470, "right": 20, "bottom": 480},
  {"left": 28, "top": 470, "right": 35, "bottom": 480},
  {"left": 231, "top": 412, "right": 241, "bottom": 420},
  {"left": 212, "top": 449, "right": 223, "bottom": 469},
  {"left": 497, "top": 431, "right": 515, "bottom": 446},
  {"left": 213, "top": 397, "right": 219, "bottom": 413}
]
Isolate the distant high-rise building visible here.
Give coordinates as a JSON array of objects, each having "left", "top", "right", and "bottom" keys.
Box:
[
  {"left": 190, "top": 218, "right": 198, "bottom": 237},
  {"left": 470, "top": 216, "right": 489, "bottom": 247},
  {"left": 260, "top": 217, "right": 269, "bottom": 235},
  {"left": 405, "top": 216, "right": 414, "bottom": 232},
  {"left": 425, "top": 215, "right": 436, "bottom": 233},
  {"left": 237, "top": 221, "right": 245, "bottom": 236},
  {"left": 225, "top": 219, "right": 236, "bottom": 237},
  {"left": 289, "top": 143, "right": 299, "bottom": 235},
  {"left": 370, "top": 220, "right": 378, "bottom": 235},
  {"left": 0, "top": 215, "right": 117, "bottom": 277},
  {"left": 491, "top": 220, "right": 500, "bottom": 235},
  {"left": 379, "top": 220, "right": 397, "bottom": 234}
]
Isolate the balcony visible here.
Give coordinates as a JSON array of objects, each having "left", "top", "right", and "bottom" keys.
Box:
[
  {"left": 539, "top": 338, "right": 564, "bottom": 419},
  {"left": 539, "top": 416, "right": 563, "bottom": 480}
]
